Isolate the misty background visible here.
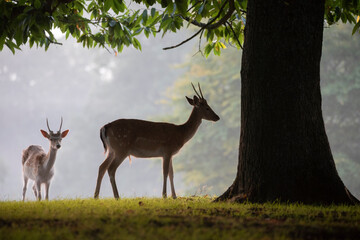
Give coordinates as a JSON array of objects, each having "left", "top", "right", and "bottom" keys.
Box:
[{"left": 0, "top": 23, "right": 359, "bottom": 200}]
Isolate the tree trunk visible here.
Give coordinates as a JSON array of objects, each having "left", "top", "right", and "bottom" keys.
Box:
[{"left": 218, "top": 0, "right": 358, "bottom": 204}]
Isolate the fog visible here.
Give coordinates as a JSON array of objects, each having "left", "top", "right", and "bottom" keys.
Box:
[
  {"left": 1, "top": 23, "right": 359, "bottom": 201},
  {"left": 0, "top": 31, "right": 194, "bottom": 200}
]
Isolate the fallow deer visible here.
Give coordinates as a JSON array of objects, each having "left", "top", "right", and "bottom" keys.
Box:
[
  {"left": 94, "top": 83, "right": 220, "bottom": 199},
  {"left": 22, "top": 118, "right": 69, "bottom": 201}
]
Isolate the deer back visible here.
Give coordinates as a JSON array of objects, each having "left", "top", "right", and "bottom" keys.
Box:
[
  {"left": 103, "top": 119, "right": 185, "bottom": 157},
  {"left": 22, "top": 145, "right": 47, "bottom": 177}
]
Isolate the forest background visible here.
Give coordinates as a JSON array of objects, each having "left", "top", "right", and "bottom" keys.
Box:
[{"left": 0, "top": 23, "right": 359, "bottom": 200}]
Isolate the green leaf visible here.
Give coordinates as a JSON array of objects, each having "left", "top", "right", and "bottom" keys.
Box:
[
  {"left": 161, "top": 0, "right": 170, "bottom": 8},
  {"left": 114, "top": 24, "right": 122, "bottom": 38},
  {"left": 65, "top": 30, "right": 70, "bottom": 39},
  {"left": 117, "top": 43, "right": 124, "bottom": 53},
  {"left": 5, "top": 40, "right": 20, "bottom": 54},
  {"left": 175, "top": 0, "right": 188, "bottom": 16},
  {"left": 142, "top": 10, "right": 148, "bottom": 25},
  {"left": 133, "top": 27, "right": 143, "bottom": 36},
  {"left": 198, "top": 3, "right": 205, "bottom": 15},
  {"left": 149, "top": 15, "right": 161, "bottom": 27},
  {"left": 151, "top": 8, "right": 156, "bottom": 18},
  {"left": 104, "top": 0, "right": 113, "bottom": 12},
  {"left": 129, "top": 10, "right": 140, "bottom": 23},
  {"left": 133, "top": 37, "right": 142, "bottom": 51},
  {"left": 166, "top": 2, "right": 174, "bottom": 15},
  {"left": 144, "top": 27, "right": 150, "bottom": 38},
  {"left": 214, "top": 42, "right": 222, "bottom": 56},
  {"left": 14, "top": 29, "right": 23, "bottom": 46},
  {"left": 160, "top": 17, "right": 172, "bottom": 31},
  {"left": 123, "top": 26, "right": 131, "bottom": 36},
  {"left": 352, "top": 20, "right": 360, "bottom": 35},
  {"left": 346, "top": 12, "right": 356, "bottom": 24},
  {"left": 219, "top": 42, "right": 226, "bottom": 49},
  {"left": 34, "top": 0, "right": 41, "bottom": 9},
  {"left": 0, "top": 35, "right": 5, "bottom": 51},
  {"left": 204, "top": 43, "right": 214, "bottom": 58},
  {"left": 29, "top": 38, "right": 35, "bottom": 48},
  {"left": 113, "top": 0, "right": 125, "bottom": 13}
]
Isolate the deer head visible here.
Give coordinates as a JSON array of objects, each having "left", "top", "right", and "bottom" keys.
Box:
[
  {"left": 186, "top": 83, "right": 220, "bottom": 122},
  {"left": 40, "top": 117, "right": 69, "bottom": 149}
]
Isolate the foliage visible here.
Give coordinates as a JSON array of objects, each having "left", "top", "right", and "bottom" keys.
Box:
[
  {"left": 0, "top": 0, "right": 245, "bottom": 55},
  {"left": 160, "top": 49, "right": 240, "bottom": 195},
  {"left": 2, "top": 0, "right": 360, "bottom": 55},
  {"left": 1, "top": 197, "right": 360, "bottom": 239}
]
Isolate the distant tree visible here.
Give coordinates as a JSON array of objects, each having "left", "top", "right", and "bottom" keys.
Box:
[
  {"left": 321, "top": 23, "right": 360, "bottom": 196},
  {"left": 2, "top": 0, "right": 360, "bottom": 204}
]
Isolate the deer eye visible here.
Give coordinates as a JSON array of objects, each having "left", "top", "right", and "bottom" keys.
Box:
[{"left": 206, "top": 107, "right": 210, "bottom": 111}]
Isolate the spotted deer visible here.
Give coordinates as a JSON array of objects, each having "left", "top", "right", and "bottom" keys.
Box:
[
  {"left": 94, "top": 83, "right": 220, "bottom": 199},
  {"left": 22, "top": 118, "right": 69, "bottom": 201}
]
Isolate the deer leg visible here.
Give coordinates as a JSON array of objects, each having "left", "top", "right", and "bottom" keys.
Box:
[
  {"left": 35, "top": 181, "right": 42, "bottom": 201},
  {"left": 94, "top": 152, "right": 115, "bottom": 199},
  {"left": 32, "top": 183, "right": 37, "bottom": 198},
  {"left": 45, "top": 181, "right": 50, "bottom": 200},
  {"left": 162, "top": 156, "right": 171, "bottom": 198},
  {"left": 168, "top": 158, "right": 177, "bottom": 199},
  {"left": 22, "top": 177, "right": 28, "bottom": 201},
  {"left": 108, "top": 154, "right": 127, "bottom": 200}
]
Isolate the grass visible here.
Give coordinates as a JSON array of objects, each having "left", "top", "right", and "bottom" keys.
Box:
[{"left": 1, "top": 197, "right": 360, "bottom": 239}]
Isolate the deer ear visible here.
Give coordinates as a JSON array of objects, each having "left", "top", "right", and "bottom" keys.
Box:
[
  {"left": 40, "top": 130, "right": 50, "bottom": 139},
  {"left": 186, "top": 96, "right": 194, "bottom": 105},
  {"left": 61, "top": 129, "right": 69, "bottom": 138}
]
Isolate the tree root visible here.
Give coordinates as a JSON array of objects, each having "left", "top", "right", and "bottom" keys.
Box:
[{"left": 345, "top": 187, "right": 360, "bottom": 205}]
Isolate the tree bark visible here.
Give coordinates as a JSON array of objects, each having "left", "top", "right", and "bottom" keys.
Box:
[{"left": 218, "top": 0, "right": 358, "bottom": 204}]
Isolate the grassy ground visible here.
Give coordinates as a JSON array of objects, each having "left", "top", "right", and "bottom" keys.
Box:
[{"left": 0, "top": 197, "right": 360, "bottom": 240}]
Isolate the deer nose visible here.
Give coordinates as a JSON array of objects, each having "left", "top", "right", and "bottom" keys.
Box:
[
  {"left": 56, "top": 144, "right": 61, "bottom": 149},
  {"left": 214, "top": 114, "right": 220, "bottom": 122}
]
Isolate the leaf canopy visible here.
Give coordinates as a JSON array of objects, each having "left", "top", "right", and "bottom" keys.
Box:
[{"left": 0, "top": 0, "right": 359, "bottom": 55}]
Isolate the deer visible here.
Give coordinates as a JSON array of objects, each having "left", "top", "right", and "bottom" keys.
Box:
[
  {"left": 94, "top": 83, "right": 220, "bottom": 199},
  {"left": 22, "top": 118, "right": 69, "bottom": 201}
]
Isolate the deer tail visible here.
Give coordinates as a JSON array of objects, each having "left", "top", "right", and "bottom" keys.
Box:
[
  {"left": 22, "top": 148, "right": 29, "bottom": 165},
  {"left": 100, "top": 125, "right": 108, "bottom": 154}
]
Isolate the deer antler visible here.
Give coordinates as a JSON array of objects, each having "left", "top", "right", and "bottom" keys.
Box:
[
  {"left": 59, "top": 117, "right": 63, "bottom": 132},
  {"left": 191, "top": 82, "right": 202, "bottom": 99},
  {"left": 46, "top": 118, "right": 52, "bottom": 133},
  {"left": 198, "top": 83, "right": 204, "bottom": 99}
]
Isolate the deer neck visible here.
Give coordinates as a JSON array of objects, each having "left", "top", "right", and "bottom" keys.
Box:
[
  {"left": 44, "top": 146, "right": 58, "bottom": 172},
  {"left": 181, "top": 107, "right": 202, "bottom": 143}
]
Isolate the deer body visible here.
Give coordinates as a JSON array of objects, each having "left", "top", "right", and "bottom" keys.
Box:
[
  {"left": 22, "top": 145, "right": 55, "bottom": 182},
  {"left": 104, "top": 114, "right": 201, "bottom": 158},
  {"left": 94, "top": 84, "right": 219, "bottom": 199},
  {"left": 22, "top": 119, "right": 69, "bottom": 201}
]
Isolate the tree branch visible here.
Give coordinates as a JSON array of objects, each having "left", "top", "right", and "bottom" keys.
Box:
[
  {"left": 182, "top": 0, "right": 235, "bottom": 30},
  {"left": 163, "top": 0, "right": 233, "bottom": 50},
  {"left": 225, "top": 21, "right": 242, "bottom": 49},
  {"left": 46, "top": 37, "right": 62, "bottom": 45}
]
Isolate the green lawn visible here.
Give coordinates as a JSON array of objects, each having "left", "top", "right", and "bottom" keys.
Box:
[{"left": 0, "top": 197, "right": 359, "bottom": 239}]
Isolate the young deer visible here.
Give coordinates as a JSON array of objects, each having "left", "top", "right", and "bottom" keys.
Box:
[
  {"left": 22, "top": 118, "right": 69, "bottom": 201},
  {"left": 94, "top": 83, "right": 220, "bottom": 199}
]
